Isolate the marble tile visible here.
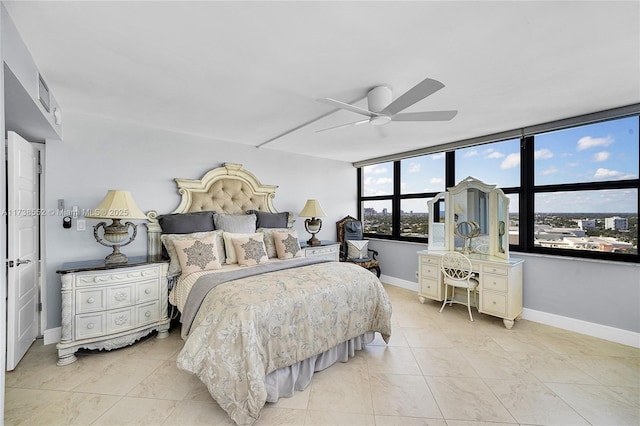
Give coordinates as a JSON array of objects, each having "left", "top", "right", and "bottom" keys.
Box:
[
  {"left": 255, "top": 407, "right": 308, "bottom": 425},
  {"left": 374, "top": 415, "right": 447, "bottom": 425},
  {"left": 569, "top": 354, "right": 640, "bottom": 388},
  {"left": 363, "top": 345, "right": 422, "bottom": 375},
  {"left": 484, "top": 379, "right": 589, "bottom": 425},
  {"left": 303, "top": 409, "right": 375, "bottom": 425},
  {"left": 460, "top": 349, "right": 539, "bottom": 382},
  {"left": 546, "top": 382, "right": 640, "bottom": 425},
  {"left": 15, "top": 392, "right": 121, "bottom": 425},
  {"left": 3, "top": 388, "right": 71, "bottom": 425},
  {"left": 412, "top": 347, "right": 479, "bottom": 378},
  {"left": 369, "top": 373, "right": 442, "bottom": 418},
  {"left": 509, "top": 351, "right": 601, "bottom": 385},
  {"left": 401, "top": 327, "right": 455, "bottom": 348},
  {"left": 72, "top": 357, "right": 164, "bottom": 396},
  {"left": 425, "top": 376, "right": 516, "bottom": 423},
  {"left": 127, "top": 360, "right": 202, "bottom": 400},
  {"left": 92, "top": 396, "right": 178, "bottom": 425},
  {"left": 161, "top": 400, "right": 234, "bottom": 425}
]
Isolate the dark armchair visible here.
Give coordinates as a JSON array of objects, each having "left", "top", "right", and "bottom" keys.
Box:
[{"left": 336, "top": 215, "right": 381, "bottom": 277}]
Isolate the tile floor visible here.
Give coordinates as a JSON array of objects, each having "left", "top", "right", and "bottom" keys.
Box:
[{"left": 5, "top": 284, "right": 640, "bottom": 425}]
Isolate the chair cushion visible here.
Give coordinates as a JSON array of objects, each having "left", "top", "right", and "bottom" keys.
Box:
[{"left": 347, "top": 240, "right": 369, "bottom": 260}]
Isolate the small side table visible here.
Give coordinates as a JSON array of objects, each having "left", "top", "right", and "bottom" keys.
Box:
[
  {"left": 300, "top": 240, "right": 340, "bottom": 261},
  {"left": 56, "top": 256, "right": 170, "bottom": 366}
]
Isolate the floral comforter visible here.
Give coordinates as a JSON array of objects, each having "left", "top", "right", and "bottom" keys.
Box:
[{"left": 176, "top": 261, "right": 392, "bottom": 425}]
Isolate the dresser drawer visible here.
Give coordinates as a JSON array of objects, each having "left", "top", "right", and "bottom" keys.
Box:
[
  {"left": 107, "top": 284, "right": 135, "bottom": 309},
  {"left": 481, "top": 291, "right": 507, "bottom": 316},
  {"left": 137, "top": 280, "right": 159, "bottom": 303},
  {"left": 482, "top": 274, "right": 508, "bottom": 293},
  {"left": 76, "top": 312, "right": 106, "bottom": 339},
  {"left": 420, "top": 278, "right": 440, "bottom": 299},
  {"left": 137, "top": 301, "right": 160, "bottom": 326},
  {"left": 420, "top": 255, "right": 439, "bottom": 267},
  {"left": 305, "top": 245, "right": 338, "bottom": 257},
  {"left": 76, "top": 266, "right": 161, "bottom": 287},
  {"left": 76, "top": 288, "right": 106, "bottom": 314},
  {"left": 420, "top": 262, "right": 439, "bottom": 279},
  {"left": 482, "top": 264, "right": 509, "bottom": 276},
  {"left": 107, "top": 307, "right": 136, "bottom": 333}
]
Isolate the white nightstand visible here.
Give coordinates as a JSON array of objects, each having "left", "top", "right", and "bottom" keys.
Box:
[
  {"left": 301, "top": 241, "right": 340, "bottom": 261},
  {"left": 56, "top": 256, "right": 171, "bottom": 366}
]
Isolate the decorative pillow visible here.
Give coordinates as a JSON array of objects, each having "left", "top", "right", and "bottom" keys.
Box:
[
  {"left": 157, "top": 211, "right": 215, "bottom": 234},
  {"left": 347, "top": 240, "right": 369, "bottom": 260},
  {"left": 172, "top": 234, "right": 222, "bottom": 276},
  {"left": 273, "top": 230, "right": 302, "bottom": 259},
  {"left": 161, "top": 230, "right": 225, "bottom": 277},
  {"left": 257, "top": 227, "right": 291, "bottom": 258},
  {"left": 247, "top": 210, "right": 290, "bottom": 228},
  {"left": 214, "top": 213, "right": 257, "bottom": 233},
  {"left": 223, "top": 232, "right": 262, "bottom": 264},
  {"left": 230, "top": 234, "right": 269, "bottom": 266}
]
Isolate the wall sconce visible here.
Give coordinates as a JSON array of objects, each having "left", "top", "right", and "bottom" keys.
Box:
[
  {"left": 299, "top": 199, "right": 326, "bottom": 246},
  {"left": 85, "top": 190, "right": 147, "bottom": 264}
]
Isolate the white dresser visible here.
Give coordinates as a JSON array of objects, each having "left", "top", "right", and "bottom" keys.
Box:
[
  {"left": 418, "top": 250, "right": 524, "bottom": 329},
  {"left": 301, "top": 241, "right": 340, "bottom": 261},
  {"left": 56, "top": 257, "right": 171, "bottom": 366}
]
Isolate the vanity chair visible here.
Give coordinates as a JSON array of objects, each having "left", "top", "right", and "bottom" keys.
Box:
[{"left": 439, "top": 252, "right": 479, "bottom": 321}]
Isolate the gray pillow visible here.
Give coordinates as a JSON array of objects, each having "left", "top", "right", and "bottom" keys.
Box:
[
  {"left": 214, "top": 213, "right": 257, "bottom": 233},
  {"left": 247, "top": 210, "right": 289, "bottom": 228},
  {"left": 158, "top": 211, "right": 215, "bottom": 234}
]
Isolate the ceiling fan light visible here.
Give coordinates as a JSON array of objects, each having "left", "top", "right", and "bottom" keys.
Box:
[{"left": 370, "top": 115, "right": 391, "bottom": 126}]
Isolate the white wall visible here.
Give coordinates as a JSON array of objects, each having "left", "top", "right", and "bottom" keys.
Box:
[{"left": 43, "top": 111, "right": 357, "bottom": 330}]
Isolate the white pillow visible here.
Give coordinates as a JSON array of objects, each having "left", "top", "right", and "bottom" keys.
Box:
[
  {"left": 231, "top": 234, "right": 269, "bottom": 266},
  {"left": 347, "top": 240, "right": 369, "bottom": 260},
  {"left": 214, "top": 213, "right": 257, "bottom": 233},
  {"left": 161, "top": 230, "right": 225, "bottom": 277},
  {"left": 273, "top": 230, "right": 302, "bottom": 259},
  {"left": 172, "top": 234, "right": 223, "bottom": 276},
  {"left": 257, "top": 227, "right": 291, "bottom": 258},
  {"left": 223, "top": 232, "right": 263, "bottom": 264}
]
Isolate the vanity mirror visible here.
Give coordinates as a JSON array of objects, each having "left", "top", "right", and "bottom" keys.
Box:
[{"left": 427, "top": 176, "right": 510, "bottom": 259}]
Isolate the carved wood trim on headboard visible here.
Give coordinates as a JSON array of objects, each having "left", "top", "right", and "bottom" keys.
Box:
[{"left": 145, "top": 163, "right": 287, "bottom": 258}]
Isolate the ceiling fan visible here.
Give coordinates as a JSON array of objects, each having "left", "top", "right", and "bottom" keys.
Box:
[{"left": 316, "top": 77, "right": 457, "bottom": 132}]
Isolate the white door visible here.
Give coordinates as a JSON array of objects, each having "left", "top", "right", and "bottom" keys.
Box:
[{"left": 6, "top": 131, "right": 39, "bottom": 371}]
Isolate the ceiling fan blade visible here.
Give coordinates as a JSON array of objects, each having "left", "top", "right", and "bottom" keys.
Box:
[
  {"left": 317, "top": 98, "right": 375, "bottom": 117},
  {"left": 392, "top": 110, "right": 458, "bottom": 121},
  {"left": 380, "top": 77, "right": 446, "bottom": 116},
  {"left": 316, "top": 119, "right": 369, "bottom": 133}
]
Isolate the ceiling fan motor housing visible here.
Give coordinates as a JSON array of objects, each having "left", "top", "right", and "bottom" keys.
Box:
[{"left": 367, "top": 86, "right": 392, "bottom": 113}]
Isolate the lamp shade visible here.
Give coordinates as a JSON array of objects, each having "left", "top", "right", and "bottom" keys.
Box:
[
  {"left": 85, "top": 190, "right": 147, "bottom": 220},
  {"left": 299, "top": 199, "right": 326, "bottom": 218}
]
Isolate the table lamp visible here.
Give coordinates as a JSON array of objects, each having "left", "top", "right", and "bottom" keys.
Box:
[{"left": 299, "top": 199, "right": 326, "bottom": 246}]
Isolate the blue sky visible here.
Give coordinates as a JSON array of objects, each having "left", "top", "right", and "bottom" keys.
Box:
[{"left": 363, "top": 116, "right": 638, "bottom": 214}]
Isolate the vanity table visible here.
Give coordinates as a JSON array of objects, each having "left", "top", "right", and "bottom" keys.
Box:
[{"left": 419, "top": 176, "right": 523, "bottom": 328}]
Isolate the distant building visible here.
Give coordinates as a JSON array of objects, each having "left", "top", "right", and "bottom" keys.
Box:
[
  {"left": 605, "top": 216, "right": 628, "bottom": 231},
  {"left": 577, "top": 219, "right": 596, "bottom": 230},
  {"left": 382, "top": 208, "right": 388, "bottom": 215}
]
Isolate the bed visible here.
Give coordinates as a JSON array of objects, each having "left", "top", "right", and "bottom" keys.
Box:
[{"left": 145, "top": 163, "right": 392, "bottom": 425}]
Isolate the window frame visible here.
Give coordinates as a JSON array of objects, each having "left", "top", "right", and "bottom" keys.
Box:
[{"left": 357, "top": 115, "right": 640, "bottom": 263}]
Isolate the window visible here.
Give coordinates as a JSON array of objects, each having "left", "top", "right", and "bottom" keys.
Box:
[{"left": 358, "top": 114, "right": 639, "bottom": 262}]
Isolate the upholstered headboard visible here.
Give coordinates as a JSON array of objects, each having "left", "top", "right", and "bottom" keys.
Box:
[{"left": 146, "top": 163, "right": 291, "bottom": 257}]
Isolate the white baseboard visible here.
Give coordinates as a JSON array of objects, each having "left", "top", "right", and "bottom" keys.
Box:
[
  {"left": 43, "top": 327, "right": 61, "bottom": 346},
  {"left": 380, "top": 275, "right": 418, "bottom": 292},
  {"left": 522, "top": 308, "right": 640, "bottom": 348},
  {"left": 381, "top": 280, "right": 639, "bottom": 348}
]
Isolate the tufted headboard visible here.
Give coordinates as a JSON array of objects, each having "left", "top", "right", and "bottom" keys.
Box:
[{"left": 145, "top": 163, "right": 291, "bottom": 257}]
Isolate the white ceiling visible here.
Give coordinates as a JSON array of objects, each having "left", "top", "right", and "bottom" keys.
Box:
[{"left": 4, "top": 1, "right": 639, "bottom": 164}]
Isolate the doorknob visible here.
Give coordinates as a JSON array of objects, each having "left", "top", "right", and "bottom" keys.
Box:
[{"left": 16, "top": 259, "right": 32, "bottom": 266}]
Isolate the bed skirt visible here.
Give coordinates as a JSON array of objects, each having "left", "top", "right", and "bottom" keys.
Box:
[{"left": 264, "top": 331, "right": 375, "bottom": 402}]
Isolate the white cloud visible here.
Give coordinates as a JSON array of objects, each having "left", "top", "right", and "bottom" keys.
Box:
[
  {"left": 430, "top": 177, "right": 444, "bottom": 184},
  {"left": 541, "top": 167, "right": 558, "bottom": 176},
  {"left": 432, "top": 153, "right": 445, "bottom": 160},
  {"left": 374, "top": 177, "right": 392, "bottom": 185},
  {"left": 593, "top": 168, "right": 636, "bottom": 180},
  {"left": 593, "top": 151, "right": 610, "bottom": 162},
  {"left": 408, "top": 162, "right": 421, "bottom": 173},
  {"left": 364, "top": 165, "right": 389, "bottom": 175},
  {"left": 534, "top": 148, "right": 554, "bottom": 160},
  {"left": 486, "top": 151, "right": 505, "bottom": 159},
  {"left": 464, "top": 150, "right": 479, "bottom": 157},
  {"left": 500, "top": 153, "right": 520, "bottom": 169},
  {"left": 577, "top": 135, "right": 613, "bottom": 151}
]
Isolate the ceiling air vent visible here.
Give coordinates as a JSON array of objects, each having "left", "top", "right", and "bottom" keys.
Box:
[{"left": 38, "top": 74, "right": 50, "bottom": 112}]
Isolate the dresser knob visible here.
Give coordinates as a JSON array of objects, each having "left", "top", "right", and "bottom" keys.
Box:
[
  {"left": 87, "top": 323, "right": 94, "bottom": 329},
  {"left": 114, "top": 292, "right": 128, "bottom": 302},
  {"left": 145, "top": 311, "right": 151, "bottom": 318},
  {"left": 87, "top": 297, "right": 95, "bottom": 304},
  {"left": 145, "top": 288, "right": 151, "bottom": 295}
]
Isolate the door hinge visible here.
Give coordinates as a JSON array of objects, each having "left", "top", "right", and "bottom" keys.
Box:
[
  {"left": 37, "top": 163, "right": 42, "bottom": 174},
  {"left": 7, "top": 260, "right": 14, "bottom": 268},
  {"left": 37, "top": 302, "right": 43, "bottom": 312}
]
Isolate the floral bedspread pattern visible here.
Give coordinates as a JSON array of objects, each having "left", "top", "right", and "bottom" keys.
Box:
[{"left": 176, "top": 261, "right": 392, "bottom": 425}]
